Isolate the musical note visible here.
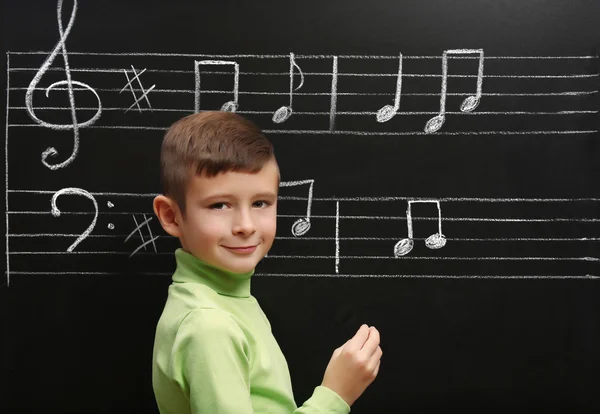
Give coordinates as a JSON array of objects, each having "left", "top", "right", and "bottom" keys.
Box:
[
  {"left": 376, "top": 53, "right": 403, "bottom": 123},
  {"left": 51, "top": 187, "right": 98, "bottom": 252},
  {"left": 394, "top": 200, "right": 447, "bottom": 257},
  {"left": 272, "top": 52, "right": 305, "bottom": 123},
  {"left": 25, "top": 0, "right": 102, "bottom": 170},
  {"left": 279, "top": 179, "right": 314, "bottom": 236},
  {"left": 194, "top": 60, "right": 239, "bottom": 113},
  {"left": 424, "top": 49, "right": 484, "bottom": 133}
]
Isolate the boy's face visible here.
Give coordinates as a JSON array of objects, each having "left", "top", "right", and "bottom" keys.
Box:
[{"left": 177, "top": 159, "right": 279, "bottom": 274}]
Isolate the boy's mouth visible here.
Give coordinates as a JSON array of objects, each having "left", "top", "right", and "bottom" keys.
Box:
[{"left": 223, "top": 245, "right": 258, "bottom": 254}]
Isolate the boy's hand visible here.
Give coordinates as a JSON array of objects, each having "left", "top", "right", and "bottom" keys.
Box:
[{"left": 321, "top": 324, "right": 382, "bottom": 407}]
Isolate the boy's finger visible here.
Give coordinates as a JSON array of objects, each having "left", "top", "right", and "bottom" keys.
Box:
[
  {"left": 361, "top": 327, "right": 380, "bottom": 356},
  {"left": 345, "top": 324, "right": 370, "bottom": 352}
]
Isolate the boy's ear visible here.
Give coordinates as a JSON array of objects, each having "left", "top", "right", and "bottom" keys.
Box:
[{"left": 153, "top": 195, "right": 183, "bottom": 238}]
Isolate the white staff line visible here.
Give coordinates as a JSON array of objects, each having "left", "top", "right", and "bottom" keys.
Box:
[
  {"left": 278, "top": 214, "right": 600, "bottom": 222},
  {"left": 8, "top": 189, "right": 600, "bottom": 202},
  {"left": 265, "top": 255, "right": 600, "bottom": 261},
  {"left": 8, "top": 51, "right": 598, "bottom": 59},
  {"left": 268, "top": 129, "right": 599, "bottom": 136},
  {"left": 8, "top": 234, "right": 600, "bottom": 242},
  {"left": 254, "top": 273, "right": 600, "bottom": 279},
  {"left": 5, "top": 54, "right": 10, "bottom": 286},
  {"left": 7, "top": 210, "right": 600, "bottom": 222},
  {"left": 276, "top": 236, "right": 600, "bottom": 242},
  {"left": 8, "top": 124, "right": 598, "bottom": 136},
  {"left": 9, "top": 66, "right": 599, "bottom": 79},
  {"left": 7, "top": 251, "right": 599, "bottom": 261},
  {"left": 10, "top": 106, "right": 597, "bottom": 116},
  {"left": 7, "top": 271, "right": 172, "bottom": 275},
  {"left": 12, "top": 87, "right": 599, "bottom": 97},
  {"left": 5, "top": 271, "right": 598, "bottom": 280},
  {"left": 284, "top": 196, "right": 600, "bottom": 202}
]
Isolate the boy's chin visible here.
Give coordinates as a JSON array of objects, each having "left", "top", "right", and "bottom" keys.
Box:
[
  {"left": 218, "top": 257, "right": 259, "bottom": 274},
  {"left": 222, "top": 264, "right": 255, "bottom": 274}
]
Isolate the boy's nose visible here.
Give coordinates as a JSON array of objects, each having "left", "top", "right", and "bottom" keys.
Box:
[{"left": 232, "top": 208, "right": 256, "bottom": 235}]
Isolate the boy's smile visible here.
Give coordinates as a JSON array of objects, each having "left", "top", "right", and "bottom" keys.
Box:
[{"left": 175, "top": 159, "right": 279, "bottom": 274}]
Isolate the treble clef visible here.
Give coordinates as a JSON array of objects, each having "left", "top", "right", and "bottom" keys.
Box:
[{"left": 25, "top": 0, "right": 102, "bottom": 170}]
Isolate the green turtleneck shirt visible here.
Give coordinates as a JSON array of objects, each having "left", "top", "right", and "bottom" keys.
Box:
[{"left": 152, "top": 249, "right": 351, "bottom": 414}]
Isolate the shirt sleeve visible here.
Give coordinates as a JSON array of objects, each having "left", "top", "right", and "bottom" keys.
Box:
[
  {"left": 294, "top": 386, "right": 351, "bottom": 414},
  {"left": 171, "top": 308, "right": 254, "bottom": 414}
]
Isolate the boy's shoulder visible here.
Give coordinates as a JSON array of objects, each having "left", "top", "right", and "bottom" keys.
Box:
[{"left": 161, "top": 281, "right": 253, "bottom": 333}]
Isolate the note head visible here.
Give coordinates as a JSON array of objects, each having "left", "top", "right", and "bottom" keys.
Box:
[
  {"left": 291, "top": 218, "right": 311, "bottom": 237},
  {"left": 376, "top": 105, "right": 396, "bottom": 123},
  {"left": 394, "top": 238, "right": 414, "bottom": 257},
  {"left": 424, "top": 115, "right": 445, "bottom": 133},
  {"left": 221, "top": 101, "right": 238, "bottom": 112},
  {"left": 460, "top": 96, "right": 480, "bottom": 113},
  {"left": 272, "top": 106, "right": 292, "bottom": 123},
  {"left": 425, "top": 233, "right": 447, "bottom": 250}
]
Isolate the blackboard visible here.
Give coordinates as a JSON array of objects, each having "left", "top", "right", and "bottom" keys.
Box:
[{"left": 3, "top": 0, "right": 600, "bottom": 412}]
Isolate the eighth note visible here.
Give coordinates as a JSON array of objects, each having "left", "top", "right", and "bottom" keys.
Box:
[
  {"left": 25, "top": 0, "right": 102, "bottom": 170},
  {"left": 279, "top": 179, "right": 314, "bottom": 236},
  {"left": 272, "top": 52, "right": 305, "bottom": 123},
  {"left": 424, "top": 49, "right": 484, "bottom": 133},
  {"left": 376, "top": 53, "right": 403, "bottom": 123},
  {"left": 394, "top": 200, "right": 447, "bottom": 257},
  {"left": 194, "top": 60, "right": 240, "bottom": 113}
]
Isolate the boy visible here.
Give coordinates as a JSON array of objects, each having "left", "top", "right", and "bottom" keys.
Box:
[{"left": 152, "top": 111, "right": 382, "bottom": 413}]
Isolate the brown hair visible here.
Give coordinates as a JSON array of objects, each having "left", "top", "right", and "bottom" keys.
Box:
[{"left": 159, "top": 111, "right": 276, "bottom": 215}]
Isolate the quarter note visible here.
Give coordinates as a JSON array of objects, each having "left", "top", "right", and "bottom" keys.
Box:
[
  {"left": 272, "top": 52, "right": 305, "bottom": 123},
  {"left": 279, "top": 179, "right": 314, "bottom": 236},
  {"left": 394, "top": 200, "right": 447, "bottom": 257},
  {"left": 25, "top": 0, "right": 102, "bottom": 170},
  {"left": 376, "top": 53, "right": 403, "bottom": 123},
  {"left": 194, "top": 60, "right": 240, "bottom": 113},
  {"left": 424, "top": 49, "right": 484, "bottom": 133}
]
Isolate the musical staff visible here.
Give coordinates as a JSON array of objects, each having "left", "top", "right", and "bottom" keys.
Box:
[
  {"left": 5, "top": 189, "right": 600, "bottom": 280},
  {"left": 9, "top": 51, "right": 598, "bottom": 137}
]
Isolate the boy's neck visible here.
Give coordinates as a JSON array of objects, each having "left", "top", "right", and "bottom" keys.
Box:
[{"left": 172, "top": 248, "right": 254, "bottom": 298}]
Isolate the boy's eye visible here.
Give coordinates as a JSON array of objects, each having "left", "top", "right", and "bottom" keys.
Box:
[
  {"left": 253, "top": 200, "right": 270, "bottom": 208},
  {"left": 209, "top": 202, "right": 228, "bottom": 210}
]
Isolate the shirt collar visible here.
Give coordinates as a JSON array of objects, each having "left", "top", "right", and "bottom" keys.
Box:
[{"left": 172, "top": 248, "right": 253, "bottom": 298}]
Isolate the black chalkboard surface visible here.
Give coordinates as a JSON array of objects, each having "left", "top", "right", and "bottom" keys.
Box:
[{"left": 3, "top": 0, "right": 600, "bottom": 412}]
